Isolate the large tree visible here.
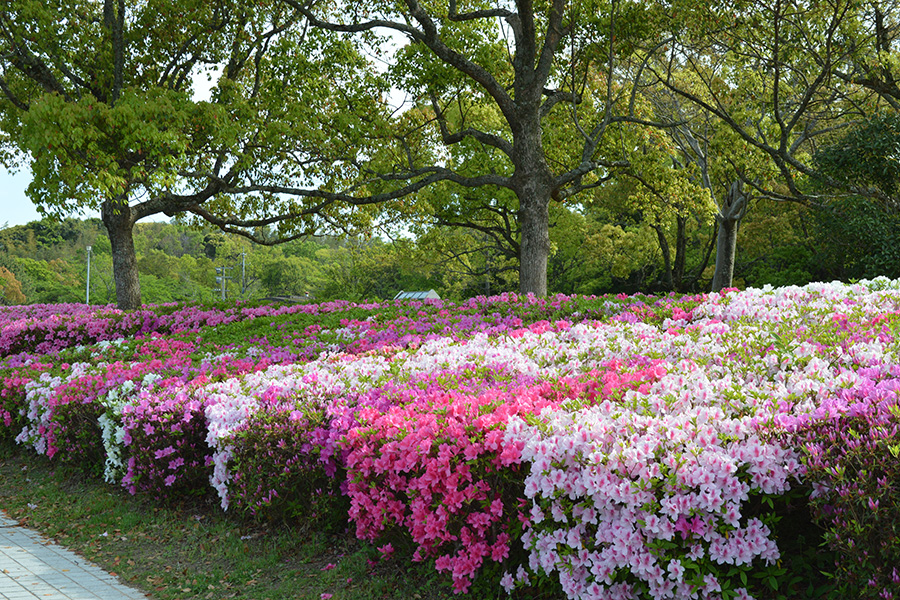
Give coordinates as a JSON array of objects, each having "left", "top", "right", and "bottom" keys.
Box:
[
  {"left": 637, "top": 0, "right": 891, "bottom": 288},
  {"left": 280, "top": 0, "right": 676, "bottom": 296},
  {"left": 833, "top": 0, "right": 900, "bottom": 109},
  {"left": 0, "top": 0, "right": 439, "bottom": 309}
]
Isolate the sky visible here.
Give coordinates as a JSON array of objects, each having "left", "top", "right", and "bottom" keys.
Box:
[{"left": 0, "top": 166, "right": 42, "bottom": 227}]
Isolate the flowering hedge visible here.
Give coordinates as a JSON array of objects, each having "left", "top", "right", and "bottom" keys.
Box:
[
  {"left": 776, "top": 375, "right": 900, "bottom": 599},
  {"left": 2, "top": 279, "right": 900, "bottom": 599}
]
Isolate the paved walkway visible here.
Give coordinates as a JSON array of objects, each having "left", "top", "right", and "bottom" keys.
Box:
[{"left": 0, "top": 511, "right": 148, "bottom": 600}]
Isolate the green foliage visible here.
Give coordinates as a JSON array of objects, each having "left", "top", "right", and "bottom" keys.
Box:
[
  {"left": 741, "top": 245, "right": 815, "bottom": 289},
  {"left": 255, "top": 253, "right": 324, "bottom": 298},
  {"left": 410, "top": 226, "right": 519, "bottom": 299},
  {"left": 1, "top": 204, "right": 841, "bottom": 307},
  {"left": 315, "top": 238, "right": 441, "bottom": 302},
  {"left": 227, "top": 406, "right": 350, "bottom": 532},
  {"left": 812, "top": 196, "right": 900, "bottom": 281},
  {"left": 9, "top": 256, "right": 80, "bottom": 303},
  {"left": 49, "top": 400, "right": 106, "bottom": 478},
  {"left": 740, "top": 485, "right": 836, "bottom": 599},
  {"left": 0, "top": 0, "right": 409, "bottom": 308},
  {"left": 813, "top": 114, "right": 900, "bottom": 202},
  {"left": 737, "top": 201, "right": 817, "bottom": 289},
  {"left": 548, "top": 205, "right": 660, "bottom": 295}
]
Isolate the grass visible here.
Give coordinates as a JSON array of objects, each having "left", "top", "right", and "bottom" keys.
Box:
[{"left": 0, "top": 445, "right": 456, "bottom": 600}]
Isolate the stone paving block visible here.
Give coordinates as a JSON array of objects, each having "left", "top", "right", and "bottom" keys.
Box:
[{"left": 1, "top": 511, "right": 148, "bottom": 600}]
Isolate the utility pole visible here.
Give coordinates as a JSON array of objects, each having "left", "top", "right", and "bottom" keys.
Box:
[
  {"left": 86, "top": 245, "right": 92, "bottom": 305},
  {"left": 215, "top": 266, "right": 231, "bottom": 301},
  {"left": 240, "top": 251, "right": 247, "bottom": 295}
]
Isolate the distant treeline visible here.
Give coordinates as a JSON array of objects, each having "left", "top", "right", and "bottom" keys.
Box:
[{"left": 1, "top": 196, "right": 898, "bottom": 306}]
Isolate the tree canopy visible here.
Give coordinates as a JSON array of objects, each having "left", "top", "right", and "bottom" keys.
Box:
[
  {"left": 1, "top": 0, "right": 897, "bottom": 305},
  {"left": 0, "top": 0, "right": 436, "bottom": 308}
]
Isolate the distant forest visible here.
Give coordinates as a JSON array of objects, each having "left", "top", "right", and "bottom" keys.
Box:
[{"left": 1, "top": 196, "right": 899, "bottom": 306}]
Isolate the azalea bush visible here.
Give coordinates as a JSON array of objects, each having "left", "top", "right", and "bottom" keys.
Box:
[
  {"left": 344, "top": 371, "right": 556, "bottom": 594},
  {"left": 0, "top": 362, "right": 51, "bottom": 445},
  {"left": 2, "top": 280, "right": 900, "bottom": 598},
  {"left": 779, "top": 378, "right": 900, "bottom": 599},
  {"left": 225, "top": 402, "right": 348, "bottom": 528},
  {"left": 120, "top": 381, "right": 214, "bottom": 499}
]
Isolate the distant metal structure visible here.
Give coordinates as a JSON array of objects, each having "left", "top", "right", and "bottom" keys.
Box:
[
  {"left": 240, "top": 251, "right": 247, "bottom": 294},
  {"left": 394, "top": 290, "right": 441, "bottom": 300},
  {"left": 262, "top": 293, "right": 312, "bottom": 304},
  {"left": 215, "top": 266, "right": 231, "bottom": 300},
  {"left": 85, "top": 245, "right": 92, "bottom": 305}
]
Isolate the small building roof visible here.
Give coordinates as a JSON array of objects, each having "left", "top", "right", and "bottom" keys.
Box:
[{"left": 394, "top": 289, "right": 441, "bottom": 300}]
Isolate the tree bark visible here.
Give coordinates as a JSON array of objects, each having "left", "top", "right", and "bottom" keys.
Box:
[
  {"left": 101, "top": 196, "right": 142, "bottom": 310},
  {"left": 673, "top": 215, "right": 687, "bottom": 289},
  {"left": 517, "top": 187, "right": 551, "bottom": 296},
  {"left": 513, "top": 124, "right": 554, "bottom": 297},
  {"left": 653, "top": 215, "right": 688, "bottom": 292},
  {"left": 654, "top": 224, "right": 675, "bottom": 291},
  {"left": 711, "top": 180, "right": 749, "bottom": 292}
]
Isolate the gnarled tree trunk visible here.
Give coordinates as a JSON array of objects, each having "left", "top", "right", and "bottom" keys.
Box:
[
  {"left": 101, "top": 195, "right": 141, "bottom": 310},
  {"left": 711, "top": 180, "right": 750, "bottom": 292},
  {"left": 513, "top": 124, "right": 554, "bottom": 297}
]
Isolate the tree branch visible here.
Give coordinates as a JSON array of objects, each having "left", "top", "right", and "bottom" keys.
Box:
[
  {"left": 429, "top": 92, "right": 514, "bottom": 156},
  {"left": 0, "top": 74, "right": 28, "bottom": 110},
  {"left": 136, "top": 163, "right": 513, "bottom": 232},
  {"left": 540, "top": 89, "right": 579, "bottom": 117},
  {"left": 1, "top": 35, "right": 71, "bottom": 100},
  {"left": 282, "top": 0, "right": 518, "bottom": 123},
  {"left": 448, "top": 0, "right": 512, "bottom": 22},
  {"left": 554, "top": 159, "right": 628, "bottom": 192},
  {"left": 533, "top": 0, "right": 567, "bottom": 90}
]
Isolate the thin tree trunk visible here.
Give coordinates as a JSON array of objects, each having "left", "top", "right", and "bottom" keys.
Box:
[
  {"left": 101, "top": 196, "right": 141, "bottom": 310},
  {"left": 654, "top": 224, "right": 675, "bottom": 291},
  {"left": 673, "top": 215, "right": 687, "bottom": 290},
  {"left": 683, "top": 223, "right": 717, "bottom": 291},
  {"left": 711, "top": 217, "right": 738, "bottom": 291},
  {"left": 711, "top": 180, "right": 749, "bottom": 292}
]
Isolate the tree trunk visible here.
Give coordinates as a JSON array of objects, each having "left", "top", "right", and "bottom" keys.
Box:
[
  {"left": 673, "top": 215, "right": 687, "bottom": 290},
  {"left": 654, "top": 224, "right": 675, "bottom": 291},
  {"left": 517, "top": 187, "right": 551, "bottom": 296},
  {"left": 711, "top": 180, "right": 750, "bottom": 292},
  {"left": 101, "top": 196, "right": 142, "bottom": 310},
  {"left": 513, "top": 117, "right": 553, "bottom": 297}
]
